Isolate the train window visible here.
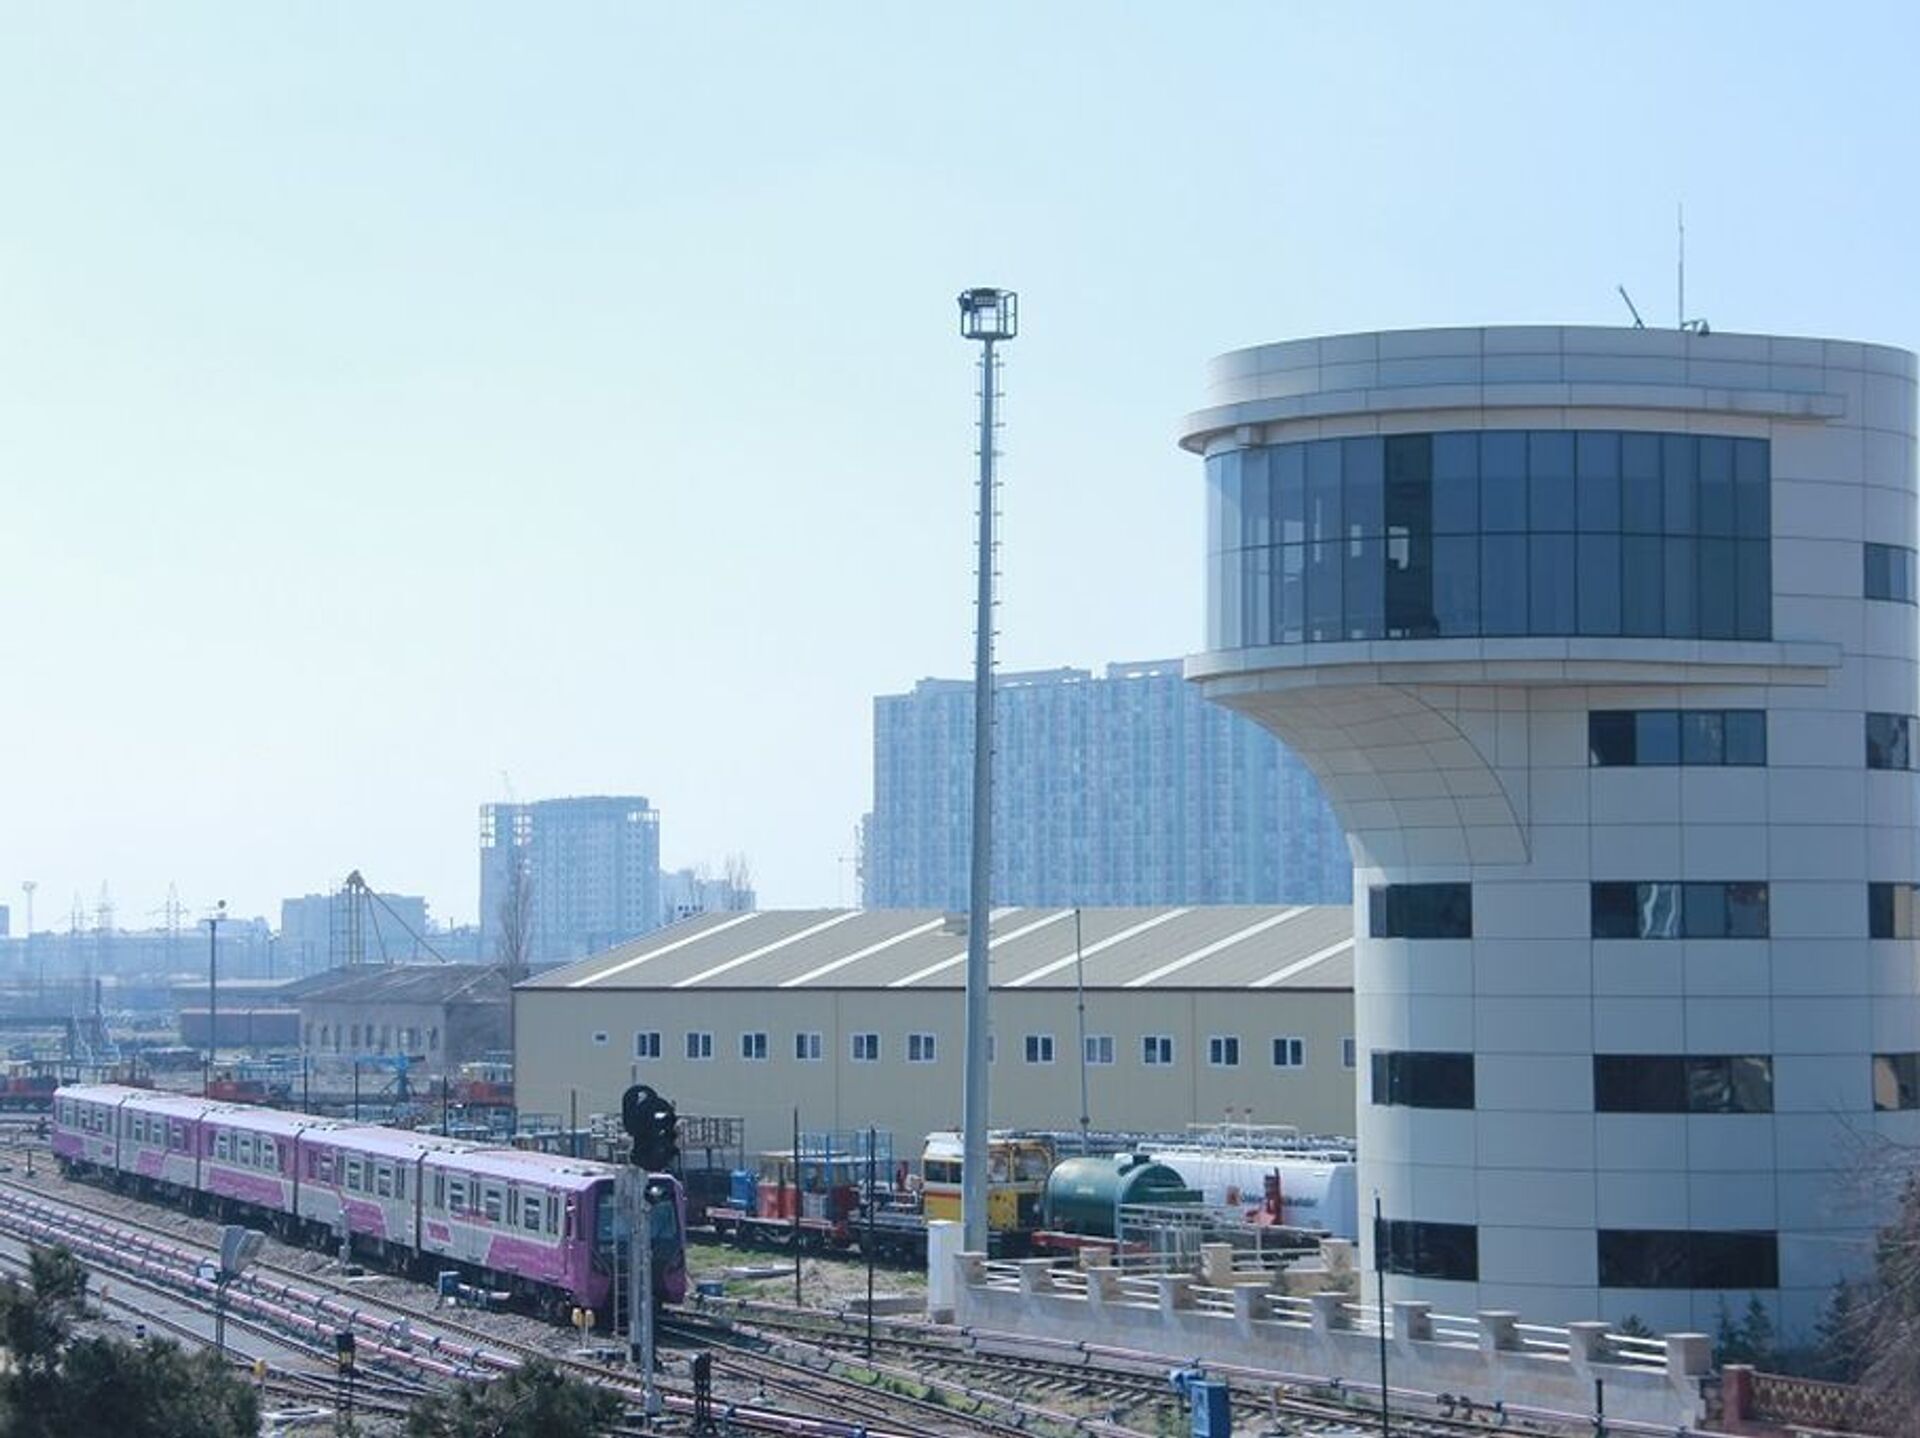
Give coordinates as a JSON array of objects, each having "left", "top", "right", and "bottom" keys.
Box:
[
  {"left": 215, "top": 1132, "right": 231, "bottom": 1160},
  {"left": 263, "top": 1139, "right": 278, "bottom": 1169},
  {"left": 434, "top": 1174, "right": 445, "bottom": 1208},
  {"left": 396, "top": 1168, "right": 406, "bottom": 1200},
  {"left": 345, "top": 1159, "right": 364, "bottom": 1191},
  {"left": 376, "top": 1166, "right": 394, "bottom": 1198},
  {"left": 172, "top": 1122, "right": 185, "bottom": 1150},
  {"left": 484, "top": 1186, "right": 504, "bottom": 1223},
  {"left": 924, "top": 1160, "right": 959, "bottom": 1184},
  {"left": 522, "top": 1194, "right": 542, "bottom": 1232},
  {"left": 449, "top": 1180, "right": 467, "bottom": 1213}
]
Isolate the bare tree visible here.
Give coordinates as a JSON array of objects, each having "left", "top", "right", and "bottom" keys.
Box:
[
  {"left": 723, "top": 852, "right": 755, "bottom": 911},
  {"left": 495, "top": 848, "right": 534, "bottom": 984}
]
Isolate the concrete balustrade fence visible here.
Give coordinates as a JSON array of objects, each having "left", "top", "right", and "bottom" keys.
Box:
[{"left": 955, "top": 1247, "right": 1714, "bottom": 1430}]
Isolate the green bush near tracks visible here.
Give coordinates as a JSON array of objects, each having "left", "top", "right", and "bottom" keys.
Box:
[{"left": 0, "top": 1244, "right": 260, "bottom": 1438}]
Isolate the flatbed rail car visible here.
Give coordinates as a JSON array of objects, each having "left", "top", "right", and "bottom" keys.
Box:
[{"left": 51, "top": 1083, "right": 686, "bottom": 1322}]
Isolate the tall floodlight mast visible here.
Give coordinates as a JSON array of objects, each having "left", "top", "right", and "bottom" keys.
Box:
[{"left": 956, "top": 286, "right": 1016, "bottom": 1254}]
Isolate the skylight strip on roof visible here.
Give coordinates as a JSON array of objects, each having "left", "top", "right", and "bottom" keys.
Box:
[
  {"left": 1248, "top": 938, "right": 1354, "bottom": 989},
  {"left": 670, "top": 911, "right": 862, "bottom": 988},
  {"left": 1003, "top": 908, "right": 1192, "bottom": 988},
  {"left": 1120, "top": 908, "right": 1305, "bottom": 989},
  {"left": 778, "top": 916, "right": 947, "bottom": 989},
  {"left": 565, "top": 911, "right": 760, "bottom": 988},
  {"left": 886, "top": 909, "right": 1076, "bottom": 988}
]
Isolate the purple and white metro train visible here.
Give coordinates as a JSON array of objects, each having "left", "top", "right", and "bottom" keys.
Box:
[{"left": 52, "top": 1084, "right": 686, "bottom": 1321}]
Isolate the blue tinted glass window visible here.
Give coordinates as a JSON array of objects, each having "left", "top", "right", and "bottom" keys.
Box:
[
  {"left": 1272, "top": 445, "right": 1306, "bottom": 545},
  {"left": 1528, "top": 431, "right": 1577, "bottom": 530},
  {"left": 1734, "top": 439, "right": 1769, "bottom": 539},
  {"left": 1481, "top": 535, "right": 1527, "bottom": 634},
  {"left": 1529, "top": 534, "right": 1577, "bottom": 632},
  {"left": 1663, "top": 538, "right": 1696, "bottom": 637},
  {"left": 1432, "top": 433, "right": 1479, "bottom": 533},
  {"left": 1344, "top": 537, "right": 1384, "bottom": 639},
  {"left": 1622, "top": 537, "right": 1664, "bottom": 636},
  {"left": 1209, "top": 429, "right": 1767, "bottom": 652},
  {"left": 1240, "top": 448, "right": 1271, "bottom": 548},
  {"left": 1577, "top": 432, "right": 1621, "bottom": 532},
  {"left": 1621, "top": 433, "right": 1663, "bottom": 533},
  {"left": 1662, "top": 436, "right": 1696, "bottom": 534},
  {"left": 1698, "top": 437, "right": 1736, "bottom": 537},
  {"left": 1307, "top": 441, "right": 1342, "bottom": 544},
  {"left": 1276, "top": 544, "right": 1305, "bottom": 644},
  {"left": 1635, "top": 711, "right": 1680, "bottom": 765},
  {"left": 1306, "top": 539, "right": 1342, "bottom": 642},
  {"left": 1480, "top": 432, "right": 1527, "bottom": 531},
  {"left": 1698, "top": 538, "right": 1739, "bottom": 639},
  {"left": 1433, "top": 536, "right": 1479, "bottom": 636},
  {"left": 1343, "top": 437, "right": 1384, "bottom": 539},
  {"left": 1578, "top": 534, "right": 1622, "bottom": 635}
]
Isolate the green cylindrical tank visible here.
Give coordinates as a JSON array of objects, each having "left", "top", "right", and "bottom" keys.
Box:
[{"left": 1043, "top": 1154, "right": 1200, "bottom": 1237}]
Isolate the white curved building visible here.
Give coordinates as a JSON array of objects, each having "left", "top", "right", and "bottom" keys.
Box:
[{"left": 1180, "top": 325, "right": 1920, "bottom": 1332}]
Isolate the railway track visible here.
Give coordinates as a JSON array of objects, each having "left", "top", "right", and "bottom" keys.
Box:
[
  {"left": 0, "top": 1172, "right": 1040, "bottom": 1435},
  {"left": 689, "top": 1299, "right": 1588, "bottom": 1438}
]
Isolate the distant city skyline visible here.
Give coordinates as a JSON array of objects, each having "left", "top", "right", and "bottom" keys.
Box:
[{"left": 1, "top": 4, "right": 1914, "bottom": 923}]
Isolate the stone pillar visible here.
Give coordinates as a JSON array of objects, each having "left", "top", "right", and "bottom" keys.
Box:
[
  {"left": 1477, "top": 1310, "right": 1519, "bottom": 1353},
  {"left": 1566, "top": 1320, "right": 1612, "bottom": 1370},
  {"left": 1721, "top": 1364, "right": 1754, "bottom": 1424},
  {"left": 1156, "top": 1274, "right": 1195, "bottom": 1316},
  {"left": 955, "top": 1251, "right": 988, "bottom": 1289},
  {"left": 1310, "top": 1291, "right": 1350, "bottom": 1334},
  {"left": 1199, "top": 1242, "right": 1236, "bottom": 1286},
  {"left": 1232, "top": 1282, "right": 1266, "bottom": 1339},
  {"left": 1665, "top": 1332, "right": 1711, "bottom": 1378},
  {"left": 1016, "top": 1258, "right": 1055, "bottom": 1297},
  {"left": 926, "top": 1220, "right": 961, "bottom": 1318},
  {"left": 1085, "top": 1265, "right": 1118, "bottom": 1322}
]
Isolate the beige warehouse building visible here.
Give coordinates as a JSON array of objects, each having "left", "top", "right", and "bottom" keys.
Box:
[{"left": 514, "top": 906, "right": 1356, "bottom": 1155}]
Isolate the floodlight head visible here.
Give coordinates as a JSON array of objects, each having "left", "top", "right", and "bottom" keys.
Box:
[{"left": 958, "top": 287, "right": 1017, "bottom": 342}]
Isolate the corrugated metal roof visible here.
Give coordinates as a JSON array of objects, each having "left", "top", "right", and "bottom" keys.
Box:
[{"left": 524, "top": 906, "right": 1353, "bottom": 992}]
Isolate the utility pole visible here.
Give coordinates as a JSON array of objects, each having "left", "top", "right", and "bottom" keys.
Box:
[
  {"left": 956, "top": 286, "right": 1017, "bottom": 1255},
  {"left": 19, "top": 883, "right": 35, "bottom": 1003},
  {"left": 1073, "top": 906, "right": 1090, "bottom": 1154},
  {"left": 203, "top": 901, "right": 226, "bottom": 1097}
]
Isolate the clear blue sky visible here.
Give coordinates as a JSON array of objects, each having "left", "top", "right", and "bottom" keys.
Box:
[{"left": 1, "top": 2, "right": 1915, "bottom": 929}]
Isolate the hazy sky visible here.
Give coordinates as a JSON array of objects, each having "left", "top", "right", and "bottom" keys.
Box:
[{"left": 2, "top": 3, "right": 1916, "bottom": 930}]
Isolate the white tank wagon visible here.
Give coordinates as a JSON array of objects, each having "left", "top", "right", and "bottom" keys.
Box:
[{"left": 1147, "top": 1146, "right": 1358, "bottom": 1240}]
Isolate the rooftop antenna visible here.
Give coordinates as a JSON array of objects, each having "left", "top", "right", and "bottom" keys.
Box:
[
  {"left": 1678, "top": 203, "right": 1711, "bottom": 334},
  {"left": 1616, "top": 285, "right": 1646, "bottom": 329}
]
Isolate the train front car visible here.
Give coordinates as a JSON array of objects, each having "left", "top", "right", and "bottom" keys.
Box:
[{"left": 581, "top": 1170, "right": 688, "bottom": 1314}]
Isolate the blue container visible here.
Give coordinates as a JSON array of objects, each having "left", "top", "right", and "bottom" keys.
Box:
[
  {"left": 728, "top": 1168, "right": 757, "bottom": 1209},
  {"left": 1188, "top": 1379, "right": 1231, "bottom": 1437}
]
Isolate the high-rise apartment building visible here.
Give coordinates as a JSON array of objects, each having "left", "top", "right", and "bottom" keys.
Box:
[
  {"left": 865, "top": 659, "right": 1350, "bottom": 909},
  {"left": 479, "top": 796, "right": 662, "bottom": 966}
]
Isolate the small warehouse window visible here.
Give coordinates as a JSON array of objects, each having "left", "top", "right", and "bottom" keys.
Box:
[
  {"left": 740, "top": 1032, "right": 768, "bottom": 1062},
  {"left": 1024, "top": 1034, "right": 1055, "bottom": 1065},
  {"left": 634, "top": 1031, "right": 661, "bottom": 1060},
  {"left": 592, "top": 1031, "right": 609, "bottom": 1047},
  {"left": 1272, "top": 1037, "right": 1305, "bottom": 1069},
  {"left": 850, "top": 1033, "right": 880, "bottom": 1063},
  {"left": 795, "top": 1032, "right": 823, "bottom": 1062},
  {"left": 1085, "top": 1035, "right": 1114, "bottom": 1066},
  {"left": 907, "top": 1033, "right": 936, "bottom": 1064},
  {"left": 685, "top": 1031, "right": 713, "bottom": 1061},
  {"left": 1207, "top": 1036, "right": 1241, "bottom": 1067},
  {"left": 1142, "top": 1035, "right": 1174, "bottom": 1066}
]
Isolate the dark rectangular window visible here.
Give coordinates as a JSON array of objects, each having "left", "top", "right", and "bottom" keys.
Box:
[
  {"left": 1369, "top": 883, "right": 1472, "bottom": 938},
  {"left": 1370, "top": 1050, "right": 1475, "bottom": 1109},
  {"left": 1873, "top": 1053, "right": 1920, "bottom": 1111},
  {"left": 1599, "top": 1229, "right": 1777, "bottom": 1290},
  {"left": 1867, "top": 713, "right": 1915, "bottom": 771},
  {"left": 1593, "top": 1055, "right": 1773, "bottom": 1113},
  {"left": 1591, "top": 882, "right": 1765, "bottom": 938},
  {"left": 1865, "top": 543, "right": 1917, "bottom": 604},
  {"left": 1870, "top": 883, "right": 1920, "bottom": 939},
  {"left": 1590, "top": 708, "right": 1766, "bottom": 767},
  {"left": 1378, "top": 1219, "right": 1478, "bottom": 1281}
]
